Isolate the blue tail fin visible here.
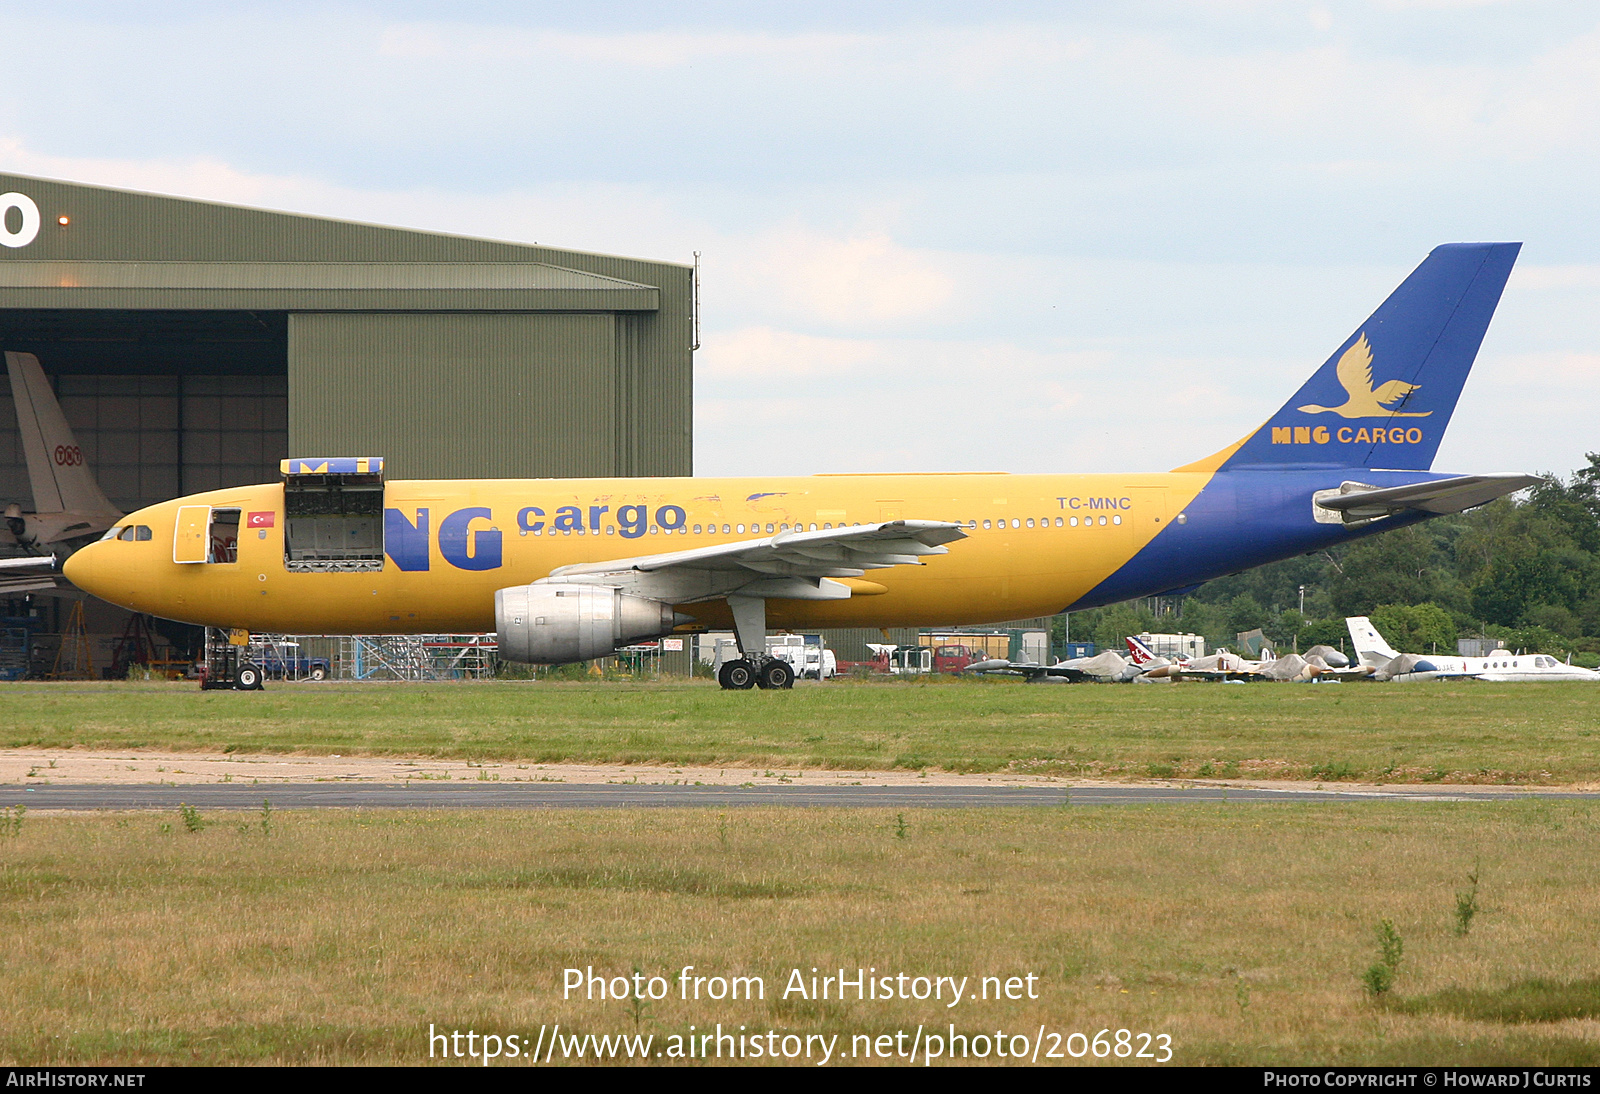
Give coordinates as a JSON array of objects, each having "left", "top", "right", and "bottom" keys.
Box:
[{"left": 1180, "top": 242, "right": 1520, "bottom": 473}]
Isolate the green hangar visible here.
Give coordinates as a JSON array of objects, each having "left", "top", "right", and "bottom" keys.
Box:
[
  {"left": 0, "top": 173, "right": 693, "bottom": 668},
  {"left": 0, "top": 173, "right": 693, "bottom": 514}
]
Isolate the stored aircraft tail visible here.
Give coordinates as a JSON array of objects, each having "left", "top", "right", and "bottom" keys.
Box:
[
  {"left": 1177, "top": 243, "right": 1521, "bottom": 474},
  {"left": 6, "top": 351, "right": 119, "bottom": 519},
  {"left": 1126, "top": 635, "right": 1160, "bottom": 667},
  {"left": 1346, "top": 616, "right": 1401, "bottom": 669}
]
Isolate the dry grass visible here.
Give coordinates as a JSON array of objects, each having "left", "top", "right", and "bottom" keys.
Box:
[
  {"left": 5, "top": 677, "right": 1600, "bottom": 784},
  {"left": 2, "top": 801, "right": 1600, "bottom": 1065}
]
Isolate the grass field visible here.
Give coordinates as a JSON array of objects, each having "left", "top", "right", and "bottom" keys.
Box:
[
  {"left": 4, "top": 677, "right": 1600, "bottom": 784},
  {"left": 2, "top": 801, "right": 1599, "bottom": 1065}
]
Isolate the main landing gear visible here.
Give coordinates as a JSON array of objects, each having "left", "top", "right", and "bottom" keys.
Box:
[
  {"left": 716, "top": 594, "right": 795, "bottom": 690},
  {"left": 717, "top": 656, "right": 794, "bottom": 691}
]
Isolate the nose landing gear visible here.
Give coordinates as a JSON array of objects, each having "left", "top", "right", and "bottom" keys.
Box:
[{"left": 199, "top": 627, "right": 265, "bottom": 691}]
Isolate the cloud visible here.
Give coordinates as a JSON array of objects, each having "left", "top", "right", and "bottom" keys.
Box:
[
  {"left": 1513, "top": 265, "right": 1600, "bottom": 291},
  {"left": 377, "top": 24, "right": 874, "bottom": 67},
  {"left": 694, "top": 324, "right": 1277, "bottom": 475},
  {"left": 735, "top": 227, "right": 958, "bottom": 326},
  {"left": 2, "top": 1, "right": 1599, "bottom": 481}
]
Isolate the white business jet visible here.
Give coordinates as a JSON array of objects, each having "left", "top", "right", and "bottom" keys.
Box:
[{"left": 1346, "top": 616, "right": 1600, "bottom": 682}]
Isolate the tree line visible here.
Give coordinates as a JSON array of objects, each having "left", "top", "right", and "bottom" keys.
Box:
[{"left": 1057, "top": 455, "right": 1600, "bottom": 665}]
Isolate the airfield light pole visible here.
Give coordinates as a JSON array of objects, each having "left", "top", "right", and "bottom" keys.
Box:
[{"left": 1298, "top": 585, "right": 1306, "bottom": 614}]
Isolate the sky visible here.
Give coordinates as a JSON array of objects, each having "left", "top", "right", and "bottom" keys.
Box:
[{"left": 0, "top": 0, "right": 1595, "bottom": 477}]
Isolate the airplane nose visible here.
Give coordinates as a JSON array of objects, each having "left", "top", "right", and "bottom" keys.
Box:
[{"left": 62, "top": 543, "right": 97, "bottom": 592}]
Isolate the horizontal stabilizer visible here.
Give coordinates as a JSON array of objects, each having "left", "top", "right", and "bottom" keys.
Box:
[
  {"left": 0, "top": 554, "right": 56, "bottom": 571},
  {"left": 0, "top": 575, "right": 59, "bottom": 594},
  {"left": 1317, "top": 473, "right": 1539, "bottom": 521}
]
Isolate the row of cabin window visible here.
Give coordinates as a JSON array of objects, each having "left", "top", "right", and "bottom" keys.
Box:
[
  {"left": 106, "top": 517, "right": 1122, "bottom": 542},
  {"left": 526, "top": 522, "right": 850, "bottom": 537},
  {"left": 524, "top": 514, "right": 1124, "bottom": 537},
  {"left": 975, "top": 516, "right": 1121, "bottom": 530},
  {"left": 1489, "top": 657, "right": 1560, "bottom": 669}
]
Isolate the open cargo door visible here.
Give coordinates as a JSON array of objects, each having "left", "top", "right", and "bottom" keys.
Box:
[{"left": 281, "top": 458, "right": 386, "bottom": 572}]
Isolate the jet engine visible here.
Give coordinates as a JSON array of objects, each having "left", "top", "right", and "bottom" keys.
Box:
[{"left": 494, "top": 583, "right": 680, "bottom": 663}]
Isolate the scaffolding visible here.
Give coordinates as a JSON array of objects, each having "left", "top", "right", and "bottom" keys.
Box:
[
  {"left": 49, "top": 602, "right": 94, "bottom": 680},
  {"left": 0, "top": 617, "right": 36, "bottom": 681},
  {"left": 226, "top": 633, "right": 498, "bottom": 681},
  {"left": 331, "top": 634, "right": 498, "bottom": 681}
]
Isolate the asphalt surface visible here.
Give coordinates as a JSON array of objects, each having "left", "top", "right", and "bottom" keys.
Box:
[{"left": 4, "top": 783, "right": 1597, "bottom": 810}]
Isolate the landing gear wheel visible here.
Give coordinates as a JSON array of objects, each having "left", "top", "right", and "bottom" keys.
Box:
[
  {"left": 235, "top": 664, "right": 263, "bottom": 691},
  {"left": 756, "top": 659, "right": 795, "bottom": 690},
  {"left": 718, "top": 659, "right": 756, "bottom": 690}
]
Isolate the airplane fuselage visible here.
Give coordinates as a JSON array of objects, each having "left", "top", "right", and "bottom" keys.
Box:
[
  {"left": 66, "top": 466, "right": 1439, "bottom": 635},
  {"left": 1389, "top": 654, "right": 1600, "bottom": 683}
]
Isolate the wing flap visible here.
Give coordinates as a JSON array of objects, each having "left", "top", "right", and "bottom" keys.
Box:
[{"left": 544, "top": 519, "right": 966, "bottom": 603}]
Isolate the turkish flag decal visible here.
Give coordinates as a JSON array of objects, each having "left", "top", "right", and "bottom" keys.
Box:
[{"left": 247, "top": 512, "right": 276, "bottom": 529}]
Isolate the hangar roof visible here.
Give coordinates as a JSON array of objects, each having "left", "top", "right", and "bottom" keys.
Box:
[
  {"left": 0, "top": 173, "right": 685, "bottom": 314},
  {"left": 0, "top": 260, "right": 659, "bottom": 311}
]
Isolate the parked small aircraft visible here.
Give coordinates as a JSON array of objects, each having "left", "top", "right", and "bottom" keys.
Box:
[
  {"left": 964, "top": 648, "right": 1142, "bottom": 683},
  {"left": 1127, "top": 635, "right": 1373, "bottom": 682},
  {"left": 1346, "top": 617, "right": 1600, "bottom": 682}
]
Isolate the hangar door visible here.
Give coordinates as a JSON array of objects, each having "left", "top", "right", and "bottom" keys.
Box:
[
  {"left": 288, "top": 313, "right": 621, "bottom": 481},
  {"left": 0, "top": 310, "right": 288, "bottom": 516}
]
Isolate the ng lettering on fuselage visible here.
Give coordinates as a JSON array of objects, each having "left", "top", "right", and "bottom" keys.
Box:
[{"left": 391, "top": 503, "right": 696, "bottom": 571}]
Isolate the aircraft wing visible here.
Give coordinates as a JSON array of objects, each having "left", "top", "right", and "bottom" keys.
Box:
[
  {"left": 0, "top": 554, "right": 60, "bottom": 595},
  {"left": 1318, "top": 474, "right": 1540, "bottom": 521},
  {"left": 542, "top": 519, "right": 966, "bottom": 603},
  {"left": 0, "top": 574, "right": 60, "bottom": 594},
  {"left": 963, "top": 660, "right": 1094, "bottom": 682},
  {"left": 1316, "top": 666, "right": 1376, "bottom": 682}
]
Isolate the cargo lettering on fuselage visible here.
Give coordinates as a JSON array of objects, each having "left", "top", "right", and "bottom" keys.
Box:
[{"left": 385, "top": 503, "right": 695, "bottom": 571}]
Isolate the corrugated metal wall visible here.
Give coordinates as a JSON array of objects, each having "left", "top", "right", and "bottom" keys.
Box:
[
  {"left": 0, "top": 173, "right": 693, "bottom": 479},
  {"left": 289, "top": 313, "right": 620, "bottom": 480},
  {"left": 0, "top": 374, "right": 287, "bottom": 514}
]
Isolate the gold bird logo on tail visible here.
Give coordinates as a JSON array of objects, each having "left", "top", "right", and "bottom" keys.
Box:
[{"left": 1296, "top": 334, "right": 1431, "bottom": 418}]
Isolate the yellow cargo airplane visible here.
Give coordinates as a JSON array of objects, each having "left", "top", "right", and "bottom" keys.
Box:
[{"left": 65, "top": 243, "right": 1538, "bottom": 690}]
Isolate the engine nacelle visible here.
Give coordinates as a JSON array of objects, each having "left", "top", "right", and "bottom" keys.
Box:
[{"left": 494, "top": 583, "right": 679, "bottom": 664}]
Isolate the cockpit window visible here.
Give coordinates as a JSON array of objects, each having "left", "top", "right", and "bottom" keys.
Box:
[
  {"left": 100, "top": 526, "right": 124, "bottom": 542},
  {"left": 135, "top": 525, "right": 152, "bottom": 541}
]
